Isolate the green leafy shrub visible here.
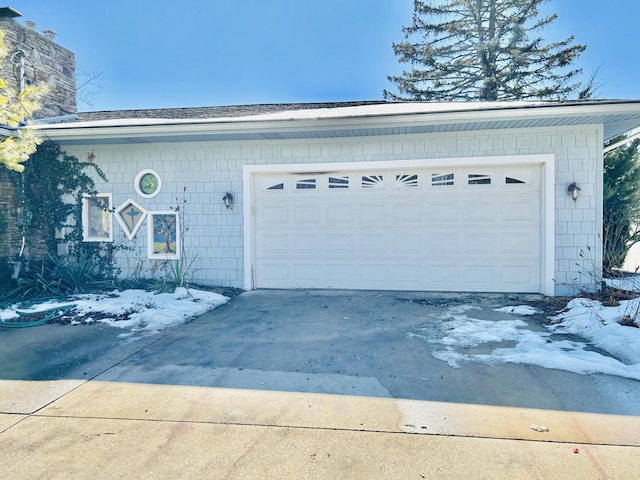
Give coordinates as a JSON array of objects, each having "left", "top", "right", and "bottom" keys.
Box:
[
  {"left": 1, "top": 254, "right": 118, "bottom": 305},
  {"left": 603, "top": 137, "right": 640, "bottom": 273}
]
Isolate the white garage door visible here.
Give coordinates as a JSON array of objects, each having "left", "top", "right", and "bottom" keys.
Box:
[{"left": 252, "top": 164, "right": 542, "bottom": 293}]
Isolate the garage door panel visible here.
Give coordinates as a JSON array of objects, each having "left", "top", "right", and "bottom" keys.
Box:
[
  {"left": 258, "top": 234, "right": 289, "bottom": 254},
  {"left": 500, "top": 199, "right": 540, "bottom": 223},
  {"left": 393, "top": 234, "right": 425, "bottom": 254},
  {"left": 360, "top": 234, "right": 392, "bottom": 253},
  {"left": 359, "top": 203, "right": 388, "bottom": 222},
  {"left": 425, "top": 201, "right": 460, "bottom": 222},
  {"left": 502, "top": 264, "right": 538, "bottom": 286},
  {"left": 427, "top": 232, "right": 461, "bottom": 254},
  {"left": 293, "top": 263, "right": 322, "bottom": 283},
  {"left": 501, "top": 230, "right": 540, "bottom": 255},
  {"left": 254, "top": 164, "right": 542, "bottom": 293},
  {"left": 326, "top": 263, "right": 355, "bottom": 284},
  {"left": 425, "top": 264, "right": 459, "bottom": 285},
  {"left": 392, "top": 203, "right": 423, "bottom": 222},
  {"left": 294, "top": 234, "right": 321, "bottom": 253},
  {"left": 326, "top": 204, "right": 354, "bottom": 222},
  {"left": 390, "top": 264, "right": 424, "bottom": 284},
  {"left": 464, "top": 232, "right": 497, "bottom": 254},
  {"left": 260, "top": 205, "right": 289, "bottom": 224},
  {"left": 326, "top": 234, "right": 354, "bottom": 253},
  {"left": 464, "top": 200, "right": 501, "bottom": 222},
  {"left": 358, "top": 263, "right": 391, "bottom": 285},
  {"left": 293, "top": 205, "right": 321, "bottom": 223},
  {"left": 465, "top": 265, "right": 497, "bottom": 286},
  {"left": 258, "top": 262, "right": 289, "bottom": 283}
]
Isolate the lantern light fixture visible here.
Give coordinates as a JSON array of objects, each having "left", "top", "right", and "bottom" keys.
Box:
[
  {"left": 568, "top": 182, "right": 580, "bottom": 202},
  {"left": 222, "top": 192, "right": 234, "bottom": 210}
]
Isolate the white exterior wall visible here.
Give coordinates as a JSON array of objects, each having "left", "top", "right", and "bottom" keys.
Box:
[{"left": 63, "top": 123, "right": 602, "bottom": 295}]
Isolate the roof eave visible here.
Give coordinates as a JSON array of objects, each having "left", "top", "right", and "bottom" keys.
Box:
[{"left": 36, "top": 101, "right": 640, "bottom": 144}]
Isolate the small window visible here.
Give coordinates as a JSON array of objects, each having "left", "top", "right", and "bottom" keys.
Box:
[
  {"left": 431, "top": 173, "right": 454, "bottom": 186},
  {"left": 362, "top": 175, "right": 384, "bottom": 188},
  {"left": 396, "top": 174, "right": 418, "bottom": 188},
  {"left": 267, "top": 183, "right": 284, "bottom": 190},
  {"left": 296, "top": 178, "right": 316, "bottom": 189},
  {"left": 329, "top": 176, "right": 350, "bottom": 189},
  {"left": 505, "top": 177, "right": 526, "bottom": 184},
  {"left": 82, "top": 193, "right": 113, "bottom": 242},
  {"left": 504, "top": 169, "right": 531, "bottom": 185},
  {"left": 468, "top": 173, "right": 491, "bottom": 185}
]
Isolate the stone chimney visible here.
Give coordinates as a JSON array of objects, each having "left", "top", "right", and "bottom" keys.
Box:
[{"left": 0, "top": 7, "right": 77, "bottom": 119}]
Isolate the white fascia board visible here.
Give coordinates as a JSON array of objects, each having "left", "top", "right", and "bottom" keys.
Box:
[{"left": 35, "top": 101, "right": 640, "bottom": 143}]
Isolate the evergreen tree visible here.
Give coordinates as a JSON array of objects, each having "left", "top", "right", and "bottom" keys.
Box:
[
  {"left": 385, "top": 0, "right": 587, "bottom": 101},
  {"left": 603, "top": 137, "right": 640, "bottom": 273},
  {"left": 0, "top": 31, "right": 47, "bottom": 172}
]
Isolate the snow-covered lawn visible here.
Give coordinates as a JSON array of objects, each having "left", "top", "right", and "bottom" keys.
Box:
[{"left": 0, "top": 287, "right": 229, "bottom": 339}]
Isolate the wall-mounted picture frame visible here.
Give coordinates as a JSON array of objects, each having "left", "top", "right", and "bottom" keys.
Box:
[
  {"left": 148, "top": 210, "right": 180, "bottom": 260},
  {"left": 115, "top": 198, "right": 147, "bottom": 241},
  {"left": 82, "top": 193, "right": 113, "bottom": 242}
]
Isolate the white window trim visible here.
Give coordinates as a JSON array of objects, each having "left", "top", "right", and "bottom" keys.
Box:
[
  {"left": 114, "top": 198, "right": 148, "bottom": 241},
  {"left": 147, "top": 210, "right": 180, "bottom": 260},
  {"left": 82, "top": 193, "right": 113, "bottom": 242}
]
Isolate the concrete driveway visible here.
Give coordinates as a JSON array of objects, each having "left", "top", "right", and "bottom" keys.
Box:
[
  {"left": 2, "top": 289, "right": 640, "bottom": 479},
  {"left": 1, "top": 289, "right": 638, "bottom": 415}
]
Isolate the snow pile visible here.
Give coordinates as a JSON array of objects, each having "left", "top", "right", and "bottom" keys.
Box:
[
  {"left": 418, "top": 298, "right": 640, "bottom": 380},
  {"left": 1, "top": 287, "right": 228, "bottom": 338},
  {"left": 549, "top": 297, "right": 640, "bottom": 365}
]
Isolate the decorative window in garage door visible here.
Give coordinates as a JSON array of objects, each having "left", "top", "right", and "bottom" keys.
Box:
[
  {"left": 329, "top": 176, "right": 350, "bottom": 189},
  {"left": 467, "top": 173, "right": 492, "bottom": 185},
  {"left": 296, "top": 178, "right": 317, "bottom": 189},
  {"left": 505, "top": 177, "right": 525, "bottom": 184},
  {"left": 504, "top": 169, "right": 532, "bottom": 185},
  {"left": 362, "top": 175, "right": 384, "bottom": 188},
  {"left": 267, "top": 182, "right": 284, "bottom": 190},
  {"left": 431, "top": 173, "right": 454, "bottom": 186},
  {"left": 395, "top": 174, "right": 418, "bottom": 188}
]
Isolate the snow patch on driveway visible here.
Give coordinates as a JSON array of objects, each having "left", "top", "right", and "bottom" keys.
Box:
[{"left": 410, "top": 301, "right": 640, "bottom": 381}]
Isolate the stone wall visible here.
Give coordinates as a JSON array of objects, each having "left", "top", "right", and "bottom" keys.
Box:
[
  {"left": 0, "top": 14, "right": 76, "bottom": 118},
  {"left": 0, "top": 169, "right": 49, "bottom": 282},
  {"left": 0, "top": 168, "right": 19, "bottom": 258},
  {"left": 0, "top": 9, "right": 75, "bottom": 280}
]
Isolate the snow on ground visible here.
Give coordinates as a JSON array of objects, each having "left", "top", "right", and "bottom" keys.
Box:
[
  {"left": 409, "top": 281, "right": 640, "bottom": 380},
  {"left": 2, "top": 279, "right": 640, "bottom": 381},
  {"left": 0, "top": 287, "right": 228, "bottom": 338}
]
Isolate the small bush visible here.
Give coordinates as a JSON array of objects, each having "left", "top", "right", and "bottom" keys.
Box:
[{"left": 1, "top": 254, "right": 116, "bottom": 305}]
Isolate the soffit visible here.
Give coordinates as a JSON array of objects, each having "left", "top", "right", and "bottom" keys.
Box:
[{"left": 36, "top": 101, "right": 640, "bottom": 146}]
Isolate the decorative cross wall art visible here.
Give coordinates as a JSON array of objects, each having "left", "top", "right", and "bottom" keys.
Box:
[
  {"left": 148, "top": 211, "right": 180, "bottom": 260},
  {"left": 114, "top": 199, "right": 147, "bottom": 241}
]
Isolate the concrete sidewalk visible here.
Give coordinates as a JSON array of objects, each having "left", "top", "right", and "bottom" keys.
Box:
[{"left": 1, "top": 379, "right": 639, "bottom": 479}]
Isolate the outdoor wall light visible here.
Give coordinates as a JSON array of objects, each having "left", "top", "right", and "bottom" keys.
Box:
[
  {"left": 222, "top": 192, "right": 234, "bottom": 210},
  {"left": 568, "top": 182, "right": 581, "bottom": 202}
]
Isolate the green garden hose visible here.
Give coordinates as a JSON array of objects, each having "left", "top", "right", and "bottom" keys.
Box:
[{"left": 0, "top": 304, "right": 76, "bottom": 328}]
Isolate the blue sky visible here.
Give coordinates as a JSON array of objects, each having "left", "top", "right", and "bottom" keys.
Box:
[{"left": 7, "top": 0, "right": 640, "bottom": 111}]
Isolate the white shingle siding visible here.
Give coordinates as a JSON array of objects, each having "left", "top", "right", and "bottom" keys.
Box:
[{"left": 63, "top": 123, "right": 601, "bottom": 295}]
